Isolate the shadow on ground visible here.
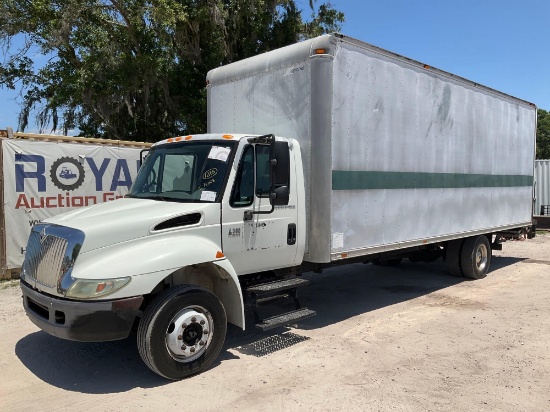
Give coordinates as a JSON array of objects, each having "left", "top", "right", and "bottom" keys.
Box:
[
  {"left": 15, "top": 332, "right": 166, "bottom": 394},
  {"left": 15, "top": 255, "right": 524, "bottom": 394}
]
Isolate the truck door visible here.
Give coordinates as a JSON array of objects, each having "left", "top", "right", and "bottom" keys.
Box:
[{"left": 221, "top": 142, "right": 299, "bottom": 275}]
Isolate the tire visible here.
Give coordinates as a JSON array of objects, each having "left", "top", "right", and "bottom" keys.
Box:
[
  {"left": 460, "top": 236, "right": 492, "bottom": 280},
  {"left": 137, "top": 285, "right": 227, "bottom": 380},
  {"left": 445, "top": 239, "right": 463, "bottom": 277}
]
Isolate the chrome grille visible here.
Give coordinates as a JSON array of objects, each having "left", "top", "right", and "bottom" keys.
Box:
[
  {"left": 24, "top": 230, "right": 68, "bottom": 288},
  {"left": 22, "top": 224, "right": 85, "bottom": 293}
]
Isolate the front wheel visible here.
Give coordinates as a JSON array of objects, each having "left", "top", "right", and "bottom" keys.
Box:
[
  {"left": 460, "top": 236, "right": 491, "bottom": 280},
  {"left": 137, "top": 285, "right": 227, "bottom": 380}
]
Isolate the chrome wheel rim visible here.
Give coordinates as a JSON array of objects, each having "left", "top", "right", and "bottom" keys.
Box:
[
  {"left": 475, "top": 243, "right": 488, "bottom": 272},
  {"left": 165, "top": 305, "right": 213, "bottom": 362}
]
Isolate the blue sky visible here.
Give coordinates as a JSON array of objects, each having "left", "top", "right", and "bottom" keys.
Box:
[
  {"left": 324, "top": 0, "right": 549, "bottom": 108},
  {"left": 1, "top": 0, "right": 548, "bottom": 134}
]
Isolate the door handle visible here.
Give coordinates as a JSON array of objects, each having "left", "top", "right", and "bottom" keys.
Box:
[
  {"left": 287, "top": 223, "right": 296, "bottom": 245},
  {"left": 243, "top": 210, "right": 253, "bottom": 221}
]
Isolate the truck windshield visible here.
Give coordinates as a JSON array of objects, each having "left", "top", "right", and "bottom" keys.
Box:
[{"left": 129, "top": 141, "right": 235, "bottom": 202}]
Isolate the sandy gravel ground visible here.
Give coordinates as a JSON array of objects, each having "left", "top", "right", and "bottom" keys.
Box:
[{"left": 1, "top": 234, "right": 549, "bottom": 412}]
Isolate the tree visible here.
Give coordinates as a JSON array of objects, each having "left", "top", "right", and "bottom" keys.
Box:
[
  {"left": 537, "top": 109, "right": 550, "bottom": 159},
  {"left": 0, "top": 1, "right": 344, "bottom": 141}
]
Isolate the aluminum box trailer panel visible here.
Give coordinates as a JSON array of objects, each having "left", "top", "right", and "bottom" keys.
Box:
[
  {"left": 535, "top": 159, "right": 550, "bottom": 215},
  {"left": 0, "top": 130, "right": 151, "bottom": 275},
  {"left": 207, "top": 33, "right": 537, "bottom": 263}
]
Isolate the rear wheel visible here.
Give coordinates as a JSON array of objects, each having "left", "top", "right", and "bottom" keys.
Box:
[
  {"left": 137, "top": 285, "right": 227, "bottom": 380},
  {"left": 446, "top": 239, "right": 463, "bottom": 277},
  {"left": 460, "top": 236, "right": 491, "bottom": 280}
]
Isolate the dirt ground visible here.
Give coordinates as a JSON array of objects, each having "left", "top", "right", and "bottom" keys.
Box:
[{"left": 1, "top": 234, "right": 550, "bottom": 412}]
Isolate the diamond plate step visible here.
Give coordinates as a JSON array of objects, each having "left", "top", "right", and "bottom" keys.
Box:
[
  {"left": 255, "top": 308, "right": 316, "bottom": 331},
  {"left": 246, "top": 278, "right": 310, "bottom": 296}
]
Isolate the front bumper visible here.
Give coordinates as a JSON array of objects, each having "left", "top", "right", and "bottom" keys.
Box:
[{"left": 21, "top": 281, "right": 143, "bottom": 342}]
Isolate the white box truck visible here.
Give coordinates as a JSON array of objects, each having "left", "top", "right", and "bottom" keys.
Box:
[{"left": 20, "top": 34, "right": 537, "bottom": 380}]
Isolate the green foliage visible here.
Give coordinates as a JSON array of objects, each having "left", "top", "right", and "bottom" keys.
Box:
[
  {"left": 537, "top": 109, "right": 550, "bottom": 159},
  {"left": 0, "top": 0, "right": 344, "bottom": 141}
]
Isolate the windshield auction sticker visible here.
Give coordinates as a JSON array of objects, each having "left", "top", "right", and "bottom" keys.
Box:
[
  {"left": 200, "top": 190, "right": 216, "bottom": 202},
  {"left": 208, "top": 146, "right": 231, "bottom": 162}
]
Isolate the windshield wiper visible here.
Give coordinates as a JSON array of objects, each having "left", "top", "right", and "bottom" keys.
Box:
[
  {"left": 137, "top": 194, "right": 169, "bottom": 201},
  {"left": 146, "top": 194, "right": 193, "bottom": 203}
]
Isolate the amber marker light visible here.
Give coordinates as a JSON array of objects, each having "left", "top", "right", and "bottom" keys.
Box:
[
  {"left": 175, "top": 136, "right": 183, "bottom": 141},
  {"left": 222, "top": 134, "right": 234, "bottom": 139},
  {"left": 216, "top": 251, "right": 225, "bottom": 259},
  {"left": 167, "top": 138, "right": 174, "bottom": 143},
  {"left": 315, "top": 48, "right": 327, "bottom": 54},
  {"left": 185, "top": 135, "right": 193, "bottom": 140}
]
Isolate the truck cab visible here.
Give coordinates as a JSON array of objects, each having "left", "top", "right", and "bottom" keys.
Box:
[{"left": 20, "top": 133, "right": 309, "bottom": 380}]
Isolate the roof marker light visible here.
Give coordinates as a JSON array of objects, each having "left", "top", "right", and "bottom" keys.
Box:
[
  {"left": 216, "top": 251, "right": 225, "bottom": 259},
  {"left": 222, "top": 134, "right": 234, "bottom": 139},
  {"left": 185, "top": 135, "right": 193, "bottom": 141}
]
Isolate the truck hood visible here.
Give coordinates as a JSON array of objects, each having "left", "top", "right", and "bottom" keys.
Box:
[{"left": 46, "top": 198, "right": 219, "bottom": 253}]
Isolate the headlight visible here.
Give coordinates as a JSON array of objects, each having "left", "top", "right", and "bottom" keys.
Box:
[{"left": 65, "top": 277, "right": 131, "bottom": 299}]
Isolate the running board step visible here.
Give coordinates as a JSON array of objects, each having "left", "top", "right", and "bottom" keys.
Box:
[
  {"left": 255, "top": 308, "right": 316, "bottom": 331},
  {"left": 247, "top": 277, "right": 310, "bottom": 296}
]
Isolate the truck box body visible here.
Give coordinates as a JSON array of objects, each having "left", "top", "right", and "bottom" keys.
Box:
[
  {"left": 535, "top": 159, "right": 550, "bottom": 215},
  {"left": 207, "top": 34, "right": 537, "bottom": 263}
]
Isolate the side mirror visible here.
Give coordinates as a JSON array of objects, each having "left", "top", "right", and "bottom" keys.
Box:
[
  {"left": 270, "top": 186, "right": 289, "bottom": 206},
  {"left": 269, "top": 141, "right": 290, "bottom": 206},
  {"left": 270, "top": 141, "right": 290, "bottom": 186}
]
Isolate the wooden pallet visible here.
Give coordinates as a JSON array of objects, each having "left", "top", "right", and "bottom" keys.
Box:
[{"left": 1, "top": 268, "right": 21, "bottom": 280}]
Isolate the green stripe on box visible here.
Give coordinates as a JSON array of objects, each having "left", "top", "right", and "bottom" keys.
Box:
[{"left": 332, "top": 171, "right": 533, "bottom": 190}]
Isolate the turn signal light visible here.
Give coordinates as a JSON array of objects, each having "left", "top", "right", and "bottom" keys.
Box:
[{"left": 216, "top": 251, "right": 225, "bottom": 259}]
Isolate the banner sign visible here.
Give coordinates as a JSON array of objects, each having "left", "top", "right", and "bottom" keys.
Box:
[{"left": 2, "top": 139, "right": 145, "bottom": 268}]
